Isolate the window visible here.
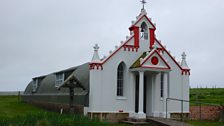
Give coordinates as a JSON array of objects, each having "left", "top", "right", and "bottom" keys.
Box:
[
  {"left": 32, "top": 79, "right": 38, "bottom": 92},
  {"left": 55, "top": 73, "right": 64, "bottom": 87},
  {"left": 117, "top": 62, "right": 124, "bottom": 96},
  {"left": 160, "top": 73, "right": 164, "bottom": 98},
  {"left": 140, "top": 22, "right": 148, "bottom": 40}
]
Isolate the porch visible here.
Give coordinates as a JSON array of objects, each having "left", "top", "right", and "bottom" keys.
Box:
[{"left": 130, "top": 68, "right": 170, "bottom": 119}]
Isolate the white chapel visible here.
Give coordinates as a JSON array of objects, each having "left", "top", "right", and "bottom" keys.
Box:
[
  {"left": 88, "top": 7, "right": 190, "bottom": 119},
  {"left": 23, "top": 1, "right": 190, "bottom": 121}
]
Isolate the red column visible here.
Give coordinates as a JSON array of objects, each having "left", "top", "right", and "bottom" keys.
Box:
[{"left": 149, "top": 28, "right": 155, "bottom": 49}]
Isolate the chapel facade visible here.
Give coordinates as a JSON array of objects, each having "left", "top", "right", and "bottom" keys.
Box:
[{"left": 88, "top": 8, "right": 190, "bottom": 119}]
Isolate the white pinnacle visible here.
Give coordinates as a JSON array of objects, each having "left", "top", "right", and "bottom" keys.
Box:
[
  {"left": 181, "top": 52, "right": 189, "bottom": 69},
  {"left": 91, "top": 44, "right": 101, "bottom": 62}
]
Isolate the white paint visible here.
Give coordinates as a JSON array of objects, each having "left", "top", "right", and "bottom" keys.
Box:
[
  {"left": 88, "top": 10, "right": 190, "bottom": 119},
  {"left": 138, "top": 71, "right": 146, "bottom": 118},
  {"left": 84, "top": 107, "right": 89, "bottom": 116}
]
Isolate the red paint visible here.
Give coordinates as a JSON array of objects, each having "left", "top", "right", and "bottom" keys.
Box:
[
  {"left": 149, "top": 28, "right": 155, "bottom": 49},
  {"left": 123, "top": 45, "right": 138, "bottom": 52},
  {"left": 90, "top": 35, "right": 138, "bottom": 70},
  {"left": 155, "top": 39, "right": 191, "bottom": 75},
  {"left": 141, "top": 66, "right": 171, "bottom": 70},
  {"left": 129, "top": 15, "right": 156, "bottom": 30},
  {"left": 101, "top": 35, "right": 134, "bottom": 65},
  {"left": 140, "top": 50, "right": 171, "bottom": 70},
  {"left": 181, "top": 69, "right": 190, "bottom": 75},
  {"left": 89, "top": 63, "right": 103, "bottom": 70},
  {"left": 151, "top": 56, "right": 159, "bottom": 65},
  {"left": 133, "top": 26, "right": 139, "bottom": 47},
  {"left": 129, "top": 26, "right": 139, "bottom": 47}
]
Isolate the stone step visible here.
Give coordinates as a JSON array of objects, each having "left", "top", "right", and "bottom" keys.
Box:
[
  {"left": 147, "top": 117, "right": 192, "bottom": 126},
  {"left": 121, "top": 120, "right": 149, "bottom": 125},
  {"left": 124, "top": 117, "right": 147, "bottom": 122},
  {"left": 121, "top": 117, "right": 150, "bottom": 125}
]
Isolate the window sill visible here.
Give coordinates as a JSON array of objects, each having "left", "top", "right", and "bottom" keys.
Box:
[{"left": 116, "top": 97, "right": 128, "bottom": 100}]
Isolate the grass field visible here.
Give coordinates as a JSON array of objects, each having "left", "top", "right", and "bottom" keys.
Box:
[
  {"left": 0, "top": 96, "right": 130, "bottom": 126},
  {"left": 1, "top": 88, "right": 224, "bottom": 126},
  {"left": 190, "top": 88, "right": 224, "bottom": 105},
  {"left": 189, "top": 88, "right": 224, "bottom": 126},
  {"left": 0, "top": 96, "right": 45, "bottom": 118},
  {"left": 186, "top": 120, "right": 224, "bottom": 126}
]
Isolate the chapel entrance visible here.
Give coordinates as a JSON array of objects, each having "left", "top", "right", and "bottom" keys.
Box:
[{"left": 133, "top": 72, "right": 157, "bottom": 117}]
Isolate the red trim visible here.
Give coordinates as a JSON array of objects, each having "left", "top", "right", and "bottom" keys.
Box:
[
  {"left": 149, "top": 28, "right": 155, "bottom": 49},
  {"left": 89, "top": 35, "right": 136, "bottom": 69},
  {"left": 141, "top": 66, "right": 171, "bottom": 70},
  {"left": 133, "top": 26, "right": 139, "bottom": 47},
  {"left": 140, "top": 50, "right": 171, "bottom": 70},
  {"left": 89, "top": 63, "right": 103, "bottom": 70},
  {"left": 155, "top": 39, "right": 191, "bottom": 73},
  {"left": 157, "top": 48, "right": 164, "bottom": 54},
  {"left": 129, "top": 15, "right": 156, "bottom": 30},
  {"left": 181, "top": 69, "right": 190, "bottom": 75},
  {"left": 101, "top": 35, "right": 134, "bottom": 65},
  {"left": 89, "top": 13, "right": 190, "bottom": 74},
  {"left": 123, "top": 45, "right": 138, "bottom": 52}
]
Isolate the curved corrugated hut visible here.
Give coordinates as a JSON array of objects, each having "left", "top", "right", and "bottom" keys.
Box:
[{"left": 22, "top": 63, "right": 89, "bottom": 107}]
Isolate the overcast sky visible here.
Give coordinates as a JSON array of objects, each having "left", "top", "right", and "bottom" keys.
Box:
[{"left": 0, "top": 0, "right": 224, "bottom": 91}]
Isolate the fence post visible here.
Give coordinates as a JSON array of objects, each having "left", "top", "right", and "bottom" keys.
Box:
[{"left": 199, "top": 103, "right": 202, "bottom": 121}]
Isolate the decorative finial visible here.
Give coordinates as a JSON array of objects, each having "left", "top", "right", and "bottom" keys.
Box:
[
  {"left": 182, "top": 52, "right": 187, "bottom": 60},
  {"left": 140, "top": 0, "right": 147, "bottom": 10},
  {"left": 91, "top": 43, "right": 100, "bottom": 62},
  {"left": 93, "top": 44, "right": 99, "bottom": 51},
  {"left": 181, "top": 52, "right": 189, "bottom": 69}
]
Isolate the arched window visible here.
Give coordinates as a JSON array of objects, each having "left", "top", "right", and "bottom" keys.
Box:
[
  {"left": 117, "top": 62, "right": 125, "bottom": 96},
  {"left": 140, "top": 22, "right": 148, "bottom": 40}
]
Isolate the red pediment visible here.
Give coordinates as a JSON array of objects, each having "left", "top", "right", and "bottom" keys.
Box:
[{"left": 140, "top": 50, "right": 171, "bottom": 70}]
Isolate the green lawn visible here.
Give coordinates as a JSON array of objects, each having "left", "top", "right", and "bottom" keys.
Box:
[
  {"left": 1, "top": 88, "right": 224, "bottom": 126},
  {"left": 190, "top": 88, "right": 224, "bottom": 105},
  {"left": 0, "top": 96, "right": 45, "bottom": 118},
  {"left": 0, "top": 96, "right": 129, "bottom": 126},
  {"left": 187, "top": 120, "right": 224, "bottom": 126}
]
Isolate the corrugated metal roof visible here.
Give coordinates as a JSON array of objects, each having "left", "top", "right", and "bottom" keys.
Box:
[{"left": 24, "top": 63, "right": 90, "bottom": 94}]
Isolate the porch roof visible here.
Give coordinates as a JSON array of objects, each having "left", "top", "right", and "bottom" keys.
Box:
[{"left": 130, "top": 49, "right": 171, "bottom": 71}]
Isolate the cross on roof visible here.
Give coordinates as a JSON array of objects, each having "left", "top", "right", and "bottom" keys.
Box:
[
  {"left": 93, "top": 44, "right": 99, "bottom": 51},
  {"left": 140, "top": 0, "right": 147, "bottom": 9},
  {"left": 182, "top": 52, "right": 187, "bottom": 60}
]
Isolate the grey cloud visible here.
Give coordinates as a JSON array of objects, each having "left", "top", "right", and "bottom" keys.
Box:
[{"left": 0, "top": 0, "right": 224, "bottom": 91}]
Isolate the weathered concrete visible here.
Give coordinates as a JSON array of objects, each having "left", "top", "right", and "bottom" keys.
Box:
[{"left": 147, "top": 117, "right": 191, "bottom": 126}]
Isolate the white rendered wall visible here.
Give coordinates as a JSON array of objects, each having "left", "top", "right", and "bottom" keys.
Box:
[
  {"left": 89, "top": 17, "right": 190, "bottom": 117},
  {"left": 162, "top": 51, "right": 190, "bottom": 115},
  {"left": 89, "top": 38, "right": 151, "bottom": 113}
]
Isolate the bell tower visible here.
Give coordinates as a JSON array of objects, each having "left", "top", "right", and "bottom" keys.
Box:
[{"left": 129, "top": 0, "right": 156, "bottom": 50}]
